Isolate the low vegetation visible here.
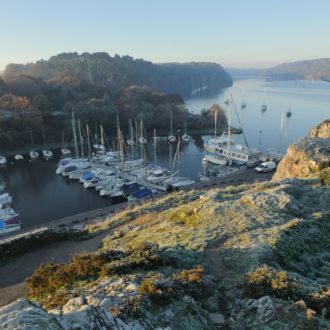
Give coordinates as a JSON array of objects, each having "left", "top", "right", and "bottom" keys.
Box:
[{"left": 26, "top": 243, "right": 180, "bottom": 309}]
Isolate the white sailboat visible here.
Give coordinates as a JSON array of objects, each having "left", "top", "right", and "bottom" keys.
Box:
[
  {"left": 168, "top": 110, "right": 176, "bottom": 144},
  {"left": 138, "top": 119, "right": 147, "bottom": 145},
  {"left": 182, "top": 110, "right": 192, "bottom": 143},
  {"left": 61, "top": 130, "right": 71, "bottom": 156},
  {"left": 241, "top": 89, "right": 247, "bottom": 109},
  {"left": 261, "top": 87, "right": 267, "bottom": 113},
  {"left": 29, "top": 128, "right": 39, "bottom": 160},
  {"left": 41, "top": 127, "right": 53, "bottom": 160}
]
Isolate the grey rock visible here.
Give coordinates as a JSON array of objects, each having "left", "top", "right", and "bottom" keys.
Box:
[
  {"left": 209, "top": 312, "right": 225, "bottom": 326},
  {"left": 205, "top": 295, "right": 219, "bottom": 313},
  {"left": 0, "top": 298, "right": 64, "bottom": 330}
]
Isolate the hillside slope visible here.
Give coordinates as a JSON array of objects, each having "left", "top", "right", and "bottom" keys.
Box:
[
  {"left": 0, "top": 120, "right": 329, "bottom": 329},
  {"left": 266, "top": 58, "right": 330, "bottom": 81},
  {"left": 3, "top": 53, "right": 233, "bottom": 98}
]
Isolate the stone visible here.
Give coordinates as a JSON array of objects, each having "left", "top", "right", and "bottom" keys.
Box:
[
  {"left": 0, "top": 298, "right": 63, "bottom": 330},
  {"left": 308, "top": 119, "right": 330, "bottom": 138},
  {"left": 125, "top": 282, "right": 138, "bottom": 292},
  {"left": 209, "top": 312, "right": 225, "bottom": 326},
  {"left": 273, "top": 137, "right": 330, "bottom": 181},
  {"left": 205, "top": 295, "right": 219, "bottom": 313}
]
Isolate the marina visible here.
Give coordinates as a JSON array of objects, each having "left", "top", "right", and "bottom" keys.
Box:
[{"left": 1, "top": 78, "right": 329, "bottom": 231}]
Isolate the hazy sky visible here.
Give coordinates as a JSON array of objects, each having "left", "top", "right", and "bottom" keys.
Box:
[{"left": 1, "top": 0, "right": 330, "bottom": 70}]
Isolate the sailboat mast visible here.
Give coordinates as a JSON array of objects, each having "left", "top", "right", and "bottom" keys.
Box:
[
  {"left": 170, "top": 110, "right": 173, "bottom": 136},
  {"left": 177, "top": 137, "right": 180, "bottom": 177},
  {"left": 214, "top": 110, "right": 217, "bottom": 137},
  {"left": 227, "top": 94, "right": 231, "bottom": 161},
  {"left": 154, "top": 128, "right": 157, "bottom": 167},
  {"left": 117, "top": 116, "right": 124, "bottom": 164},
  {"left": 184, "top": 110, "right": 187, "bottom": 135},
  {"left": 279, "top": 112, "right": 284, "bottom": 153},
  {"left": 71, "top": 112, "right": 79, "bottom": 159},
  {"left": 29, "top": 128, "right": 34, "bottom": 147},
  {"left": 86, "top": 124, "right": 91, "bottom": 159},
  {"left": 100, "top": 125, "right": 104, "bottom": 149},
  {"left": 78, "top": 119, "right": 84, "bottom": 158}
]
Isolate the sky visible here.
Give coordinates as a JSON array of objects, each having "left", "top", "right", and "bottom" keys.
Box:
[{"left": 1, "top": 0, "right": 330, "bottom": 71}]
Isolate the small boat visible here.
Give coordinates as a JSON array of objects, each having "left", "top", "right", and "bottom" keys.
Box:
[
  {"left": 261, "top": 88, "right": 267, "bottom": 113},
  {"left": 0, "top": 207, "right": 19, "bottom": 222},
  {"left": 0, "top": 156, "right": 7, "bottom": 165},
  {"left": 42, "top": 150, "right": 53, "bottom": 160},
  {"left": 181, "top": 111, "right": 192, "bottom": 143},
  {"left": 286, "top": 110, "right": 292, "bottom": 118},
  {"left": 29, "top": 151, "right": 39, "bottom": 160},
  {"left": 138, "top": 120, "right": 147, "bottom": 145},
  {"left": 168, "top": 110, "right": 176, "bottom": 144},
  {"left": 61, "top": 148, "right": 71, "bottom": 156},
  {"left": 14, "top": 155, "right": 24, "bottom": 160},
  {"left": 241, "top": 102, "right": 247, "bottom": 109},
  {"left": 0, "top": 192, "right": 13, "bottom": 207},
  {"left": 0, "top": 220, "right": 21, "bottom": 235},
  {"left": 100, "top": 183, "right": 123, "bottom": 197}
]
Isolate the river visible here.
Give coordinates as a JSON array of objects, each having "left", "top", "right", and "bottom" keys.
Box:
[{"left": 1, "top": 78, "right": 329, "bottom": 228}]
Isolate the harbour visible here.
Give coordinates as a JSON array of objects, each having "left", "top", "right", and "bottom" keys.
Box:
[{"left": 0, "top": 78, "right": 329, "bottom": 232}]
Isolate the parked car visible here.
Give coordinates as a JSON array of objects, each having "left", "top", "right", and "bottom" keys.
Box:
[{"left": 255, "top": 161, "right": 276, "bottom": 173}]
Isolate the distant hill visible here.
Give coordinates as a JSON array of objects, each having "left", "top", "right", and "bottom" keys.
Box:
[
  {"left": 266, "top": 58, "right": 330, "bottom": 81},
  {"left": 225, "top": 67, "right": 264, "bottom": 80},
  {"left": 3, "top": 52, "right": 232, "bottom": 98}
]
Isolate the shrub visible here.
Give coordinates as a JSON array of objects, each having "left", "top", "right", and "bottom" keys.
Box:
[
  {"left": 245, "top": 265, "right": 301, "bottom": 300},
  {"left": 109, "top": 296, "right": 144, "bottom": 320},
  {"left": 319, "top": 167, "right": 330, "bottom": 186}
]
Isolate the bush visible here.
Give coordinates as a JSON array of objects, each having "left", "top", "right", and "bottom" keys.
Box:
[
  {"left": 109, "top": 296, "right": 143, "bottom": 320},
  {"left": 139, "top": 276, "right": 174, "bottom": 305},
  {"left": 27, "top": 243, "right": 169, "bottom": 308},
  {"left": 138, "top": 266, "right": 206, "bottom": 306},
  {"left": 319, "top": 168, "right": 330, "bottom": 186},
  {"left": 245, "top": 265, "right": 301, "bottom": 300}
]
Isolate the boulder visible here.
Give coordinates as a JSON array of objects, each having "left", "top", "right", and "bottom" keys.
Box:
[
  {"left": 272, "top": 138, "right": 330, "bottom": 181},
  {"left": 0, "top": 298, "right": 63, "bottom": 330},
  {"left": 308, "top": 119, "right": 330, "bottom": 138}
]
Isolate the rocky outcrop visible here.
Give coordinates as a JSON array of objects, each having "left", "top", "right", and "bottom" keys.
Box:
[
  {"left": 0, "top": 297, "right": 131, "bottom": 330},
  {"left": 273, "top": 133, "right": 330, "bottom": 181},
  {"left": 309, "top": 119, "right": 330, "bottom": 138},
  {"left": 229, "top": 296, "right": 319, "bottom": 329}
]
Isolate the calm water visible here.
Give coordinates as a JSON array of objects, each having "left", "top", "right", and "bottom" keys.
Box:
[
  {"left": 186, "top": 79, "right": 330, "bottom": 153},
  {"left": 1, "top": 79, "right": 329, "bottom": 228}
]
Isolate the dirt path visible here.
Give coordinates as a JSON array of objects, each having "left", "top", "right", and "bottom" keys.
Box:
[{"left": 0, "top": 231, "right": 110, "bottom": 307}]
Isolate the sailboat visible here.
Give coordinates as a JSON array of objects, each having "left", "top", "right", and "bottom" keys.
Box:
[
  {"left": 138, "top": 119, "right": 147, "bottom": 145},
  {"left": 168, "top": 110, "right": 176, "bottom": 144},
  {"left": 41, "top": 127, "right": 53, "bottom": 160},
  {"left": 203, "top": 95, "right": 261, "bottom": 166},
  {"left": 127, "top": 119, "right": 135, "bottom": 147},
  {"left": 167, "top": 137, "right": 195, "bottom": 188},
  {"left": 286, "top": 109, "right": 292, "bottom": 118},
  {"left": 29, "top": 128, "right": 39, "bottom": 160},
  {"left": 182, "top": 110, "right": 192, "bottom": 143},
  {"left": 0, "top": 156, "right": 7, "bottom": 165},
  {"left": 261, "top": 87, "right": 267, "bottom": 113},
  {"left": 241, "top": 89, "right": 247, "bottom": 109},
  {"left": 61, "top": 130, "right": 71, "bottom": 156}
]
